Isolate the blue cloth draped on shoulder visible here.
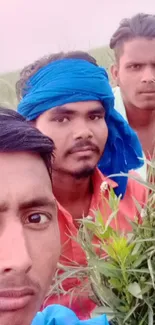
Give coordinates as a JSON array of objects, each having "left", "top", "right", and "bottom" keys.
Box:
[
  {"left": 17, "top": 58, "right": 144, "bottom": 198},
  {"left": 31, "top": 304, "right": 109, "bottom": 325}
]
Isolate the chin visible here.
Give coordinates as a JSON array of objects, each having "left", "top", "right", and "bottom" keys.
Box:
[
  {"left": 139, "top": 105, "right": 155, "bottom": 110},
  {"left": 71, "top": 166, "right": 95, "bottom": 179},
  {"left": 137, "top": 98, "right": 155, "bottom": 110},
  {"left": 0, "top": 310, "right": 34, "bottom": 325}
]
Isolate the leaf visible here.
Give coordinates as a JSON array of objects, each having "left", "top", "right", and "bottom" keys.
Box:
[
  {"left": 108, "top": 172, "right": 155, "bottom": 192},
  {"left": 132, "top": 255, "right": 147, "bottom": 268},
  {"left": 143, "top": 299, "right": 154, "bottom": 325},
  {"left": 108, "top": 187, "right": 121, "bottom": 211},
  {"left": 132, "top": 196, "right": 144, "bottom": 215},
  {"left": 147, "top": 258, "right": 155, "bottom": 289},
  {"left": 148, "top": 306, "right": 153, "bottom": 325},
  {"left": 127, "top": 282, "right": 142, "bottom": 299},
  {"left": 109, "top": 236, "right": 134, "bottom": 265},
  {"left": 109, "top": 278, "right": 123, "bottom": 290},
  {"left": 91, "top": 259, "right": 121, "bottom": 278},
  {"left": 84, "top": 211, "right": 116, "bottom": 241},
  {"left": 91, "top": 306, "right": 115, "bottom": 321},
  {"left": 91, "top": 282, "right": 122, "bottom": 308},
  {"left": 50, "top": 265, "right": 88, "bottom": 293},
  {"left": 141, "top": 284, "right": 152, "bottom": 295},
  {"left": 128, "top": 268, "right": 155, "bottom": 275},
  {"left": 104, "top": 210, "right": 119, "bottom": 231},
  {"left": 123, "top": 303, "right": 140, "bottom": 323},
  {"left": 131, "top": 242, "right": 142, "bottom": 256}
]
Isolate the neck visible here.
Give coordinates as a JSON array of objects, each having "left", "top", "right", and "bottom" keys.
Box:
[
  {"left": 52, "top": 170, "right": 92, "bottom": 206},
  {"left": 125, "top": 104, "right": 155, "bottom": 129}
]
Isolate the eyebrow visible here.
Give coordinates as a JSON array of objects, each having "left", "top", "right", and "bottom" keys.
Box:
[
  {"left": 125, "top": 61, "right": 143, "bottom": 65},
  {"left": 51, "top": 106, "right": 105, "bottom": 115},
  {"left": 19, "top": 197, "right": 56, "bottom": 211},
  {"left": 126, "top": 60, "right": 155, "bottom": 65},
  {"left": 0, "top": 197, "right": 56, "bottom": 213}
]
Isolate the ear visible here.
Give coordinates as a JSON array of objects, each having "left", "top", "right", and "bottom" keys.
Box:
[{"left": 111, "top": 64, "right": 119, "bottom": 86}]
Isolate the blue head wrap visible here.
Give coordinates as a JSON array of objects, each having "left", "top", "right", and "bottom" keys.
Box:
[{"left": 17, "top": 58, "right": 143, "bottom": 198}]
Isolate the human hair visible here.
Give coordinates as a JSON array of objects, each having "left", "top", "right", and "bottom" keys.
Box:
[
  {"left": 16, "top": 51, "right": 97, "bottom": 100},
  {"left": 109, "top": 13, "right": 155, "bottom": 61},
  {"left": 0, "top": 107, "right": 55, "bottom": 178}
]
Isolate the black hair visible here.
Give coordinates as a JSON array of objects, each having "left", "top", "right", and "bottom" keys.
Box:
[
  {"left": 0, "top": 107, "right": 55, "bottom": 177},
  {"left": 110, "top": 13, "right": 155, "bottom": 60}
]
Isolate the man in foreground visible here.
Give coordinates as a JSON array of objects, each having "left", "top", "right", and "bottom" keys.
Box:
[
  {"left": 0, "top": 107, "right": 108, "bottom": 325},
  {"left": 17, "top": 52, "right": 147, "bottom": 318},
  {"left": 110, "top": 13, "right": 155, "bottom": 168}
]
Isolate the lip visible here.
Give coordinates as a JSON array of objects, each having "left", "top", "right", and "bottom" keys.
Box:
[
  {"left": 140, "top": 91, "right": 155, "bottom": 94},
  {"left": 0, "top": 288, "right": 34, "bottom": 311},
  {"left": 71, "top": 146, "right": 95, "bottom": 154}
]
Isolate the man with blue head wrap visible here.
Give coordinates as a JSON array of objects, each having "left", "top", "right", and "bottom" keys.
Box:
[{"left": 17, "top": 51, "right": 147, "bottom": 319}]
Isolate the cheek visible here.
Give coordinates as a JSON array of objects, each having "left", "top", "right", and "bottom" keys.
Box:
[
  {"left": 35, "top": 118, "right": 58, "bottom": 142},
  {"left": 35, "top": 117, "right": 49, "bottom": 136},
  {"left": 96, "top": 121, "right": 108, "bottom": 149},
  {"left": 27, "top": 223, "right": 60, "bottom": 290},
  {"left": 36, "top": 121, "right": 65, "bottom": 153},
  {"left": 119, "top": 70, "right": 139, "bottom": 90},
  {"left": 51, "top": 133, "right": 67, "bottom": 159},
  {"left": 118, "top": 77, "right": 137, "bottom": 100}
]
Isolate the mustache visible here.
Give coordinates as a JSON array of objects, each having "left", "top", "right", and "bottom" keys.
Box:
[
  {"left": 0, "top": 275, "right": 40, "bottom": 294},
  {"left": 66, "top": 139, "right": 100, "bottom": 155}
]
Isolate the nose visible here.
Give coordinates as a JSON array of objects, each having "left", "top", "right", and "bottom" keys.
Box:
[
  {"left": 141, "top": 66, "right": 155, "bottom": 84},
  {"left": 73, "top": 120, "right": 93, "bottom": 140},
  {"left": 0, "top": 220, "right": 32, "bottom": 275}
]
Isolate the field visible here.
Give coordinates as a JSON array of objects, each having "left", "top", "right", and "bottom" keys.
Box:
[{"left": 0, "top": 46, "right": 115, "bottom": 109}]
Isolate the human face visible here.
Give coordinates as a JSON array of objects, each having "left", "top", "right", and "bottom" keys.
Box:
[
  {"left": 0, "top": 152, "right": 59, "bottom": 325},
  {"left": 35, "top": 101, "right": 108, "bottom": 178},
  {"left": 111, "top": 38, "right": 155, "bottom": 110}
]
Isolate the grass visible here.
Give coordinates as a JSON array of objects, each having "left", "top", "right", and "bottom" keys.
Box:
[{"left": 0, "top": 46, "right": 115, "bottom": 109}]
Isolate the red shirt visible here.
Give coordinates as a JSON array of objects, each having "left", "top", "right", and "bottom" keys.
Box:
[{"left": 43, "top": 168, "right": 147, "bottom": 319}]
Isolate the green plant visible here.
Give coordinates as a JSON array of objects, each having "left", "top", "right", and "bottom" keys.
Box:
[{"left": 52, "top": 159, "right": 155, "bottom": 325}]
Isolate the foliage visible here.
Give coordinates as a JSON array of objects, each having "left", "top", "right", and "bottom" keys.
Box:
[{"left": 53, "top": 159, "right": 155, "bottom": 325}]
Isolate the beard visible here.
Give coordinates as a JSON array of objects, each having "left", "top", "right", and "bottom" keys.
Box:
[
  {"left": 52, "top": 163, "right": 96, "bottom": 179},
  {"left": 71, "top": 166, "right": 95, "bottom": 179}
]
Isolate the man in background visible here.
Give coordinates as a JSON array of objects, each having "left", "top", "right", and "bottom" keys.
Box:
[
  {"left": 110, "top": 13, "right": 155, "bottom": 169},
  {"left": 17, "top": 52, "right": 147, "bottom": 318}
]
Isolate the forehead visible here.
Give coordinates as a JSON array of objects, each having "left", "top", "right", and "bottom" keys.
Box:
[
  {"left": 0, "top": 152, "right": 54, "bottom": 206},
  {"left": 120, "top": 38, "right": 155, "bottom": 63}
]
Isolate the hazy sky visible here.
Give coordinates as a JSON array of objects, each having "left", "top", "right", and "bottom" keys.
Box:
[{"left": 0, "top": 0, "right": 154, "bottom": 73}]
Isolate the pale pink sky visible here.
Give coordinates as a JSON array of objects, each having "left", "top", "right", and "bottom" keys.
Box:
[{"left": 0, "top": 0, "right": 154, "bottom": 73}]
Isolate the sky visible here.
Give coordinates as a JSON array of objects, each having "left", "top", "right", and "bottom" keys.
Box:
[{"left": 0, "top": 0, "right": 154, "bottom": 73}]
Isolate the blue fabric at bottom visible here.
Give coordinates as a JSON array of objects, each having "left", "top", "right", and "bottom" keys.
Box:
[{"left": 31, "top": 304, "right": 109, "bottom": 325}]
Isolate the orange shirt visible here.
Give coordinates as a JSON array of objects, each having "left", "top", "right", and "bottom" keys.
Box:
[{"left": 43, "top": 168, "right": 147, "bottom": 319}]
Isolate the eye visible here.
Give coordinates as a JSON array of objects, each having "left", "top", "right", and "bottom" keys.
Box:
[
  {"left": 54, "top": 117, "right": 69, "bottom": 123},
  {"left": 128, "top": 64, "right": 141, "bottom": 70},
  {"left": 89, "top": 115, "right": 103, "bottom": 120},
  {"left": 26, "top": 213, "right": 49, "bottom": 224}
]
